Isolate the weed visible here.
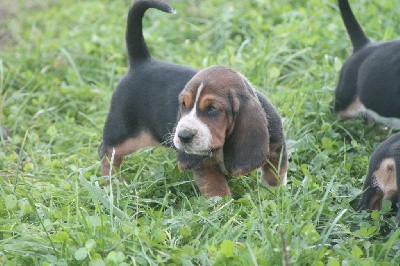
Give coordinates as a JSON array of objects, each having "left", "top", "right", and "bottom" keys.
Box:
[{"left": 1, "top": 0, "right": 400, "bottom": 264}]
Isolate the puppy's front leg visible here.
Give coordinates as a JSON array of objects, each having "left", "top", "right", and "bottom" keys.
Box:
[
  {"left": 262, "top": 142, "right": 288, "bottom": 187},
  {"left": 358, "top": 186, "right": 383, "bottom": 211},
  {"left": 193, "top": 159, "right": 230, "bottom": 198}
]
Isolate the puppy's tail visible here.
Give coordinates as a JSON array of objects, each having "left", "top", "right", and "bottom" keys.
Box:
[
  {"left": 126, "top": 0, "right": 175, "bottom": 63},
  {"left": 338, "top": 0, "right": 370, "bottom": 51}
]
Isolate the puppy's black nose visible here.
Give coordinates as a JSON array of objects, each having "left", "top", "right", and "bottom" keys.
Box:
[{"left": 178, "top": 129, "right": 195, "bottom": 143}]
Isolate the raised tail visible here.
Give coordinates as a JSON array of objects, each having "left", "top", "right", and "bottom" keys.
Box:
[
  {"left": 338, "top": 0, "right": 370, "bottom": 51},
  {"left": 126, "top": 0, "right": 175, "bottom": 63}
]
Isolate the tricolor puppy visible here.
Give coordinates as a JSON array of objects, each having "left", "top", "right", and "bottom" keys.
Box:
[
  {"left": 99, "top": 0, "right": 288, "bottom": 198},
  {"left": 333, "top": 0, "right": 400, "bottom": 129},
  {"left": 358, "top": 132, "right": 400, "bottom": 226},
  {"left": 173, "top": 65, "right": 288, "bottom": 198},
  {"left": 99, "top": 0, "right": 197, "bottom": 175}
]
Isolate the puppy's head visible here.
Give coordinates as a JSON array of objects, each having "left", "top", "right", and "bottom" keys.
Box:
[{"left": 173, "top": 65, "right": 270, "bottom": 175}]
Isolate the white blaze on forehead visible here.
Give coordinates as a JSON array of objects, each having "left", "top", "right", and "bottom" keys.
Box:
[
  {"left": 185, "top": 82, "right": 205, "bottom": 125},
  {"left": 173, "top": 82, "right": 212, "bottom": 154},
  {"left": 194, "top": 82, "right": 204, "bottom": 106}
]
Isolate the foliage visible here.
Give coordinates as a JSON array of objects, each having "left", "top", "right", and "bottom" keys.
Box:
[{"left": 1, "top": 0, "right": 400, "bottom": 264}]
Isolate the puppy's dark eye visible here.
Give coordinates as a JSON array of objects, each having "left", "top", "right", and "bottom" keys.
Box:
[
  {"left": 206, "top": 106, "right": 219, "bottom": 117},
  {"left": 181, "top": 101, "right": 186, "bottom": 109}
]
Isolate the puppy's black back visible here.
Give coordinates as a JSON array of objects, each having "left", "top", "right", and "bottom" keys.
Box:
[{"left": 103, "top": 59, "right": 197, "bottom": 146}]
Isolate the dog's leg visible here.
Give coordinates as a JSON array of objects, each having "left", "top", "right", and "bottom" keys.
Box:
[
  {"left": 192, "top": 158, "right": 230, "bottom": 198},
  {"left": 358, "top": 186, "right": 383, "bottom": 210},
  {"left": 261, "top": 142, "right": 288, "bottom": 187},
  {"left": 99, "top": 131, "right": 159, "bottom": 176}
]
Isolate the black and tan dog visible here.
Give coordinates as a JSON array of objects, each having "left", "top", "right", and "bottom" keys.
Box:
[
  {"left": 333, "top": 0, "right": 400, "bottom": 129},
  {"left": 99, "top": 0, "right": 288, "bottom": 197},
  {"left": 358, "top": 132, "right": 400, "bottom": 226},
  {"left": 99, "top": 0, "right": 196, "bottom": 176}
]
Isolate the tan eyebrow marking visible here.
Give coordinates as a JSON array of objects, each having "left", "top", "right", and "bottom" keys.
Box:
[
  {"left": 179, "top": 91, "right": 194, "bottom": 109},
  {"left": 197, "top": 95, "right": 225, "bottom": 111}
]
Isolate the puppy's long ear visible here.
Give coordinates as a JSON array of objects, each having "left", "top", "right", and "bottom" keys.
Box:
[{"left": 224, "top": 81, "right": 269, "bottom": 175}]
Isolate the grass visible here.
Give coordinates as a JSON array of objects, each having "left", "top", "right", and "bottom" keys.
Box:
[{"left": 1, "top": 0, "right": 400, "bottom": 264}]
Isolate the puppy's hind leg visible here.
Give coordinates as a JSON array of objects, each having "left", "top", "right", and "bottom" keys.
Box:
[
  {"left": 261, "top": 142, "right": 288, "bottom": 187},
  {"left": 99, "top": 131, "right": 160, "bottom": 176}
]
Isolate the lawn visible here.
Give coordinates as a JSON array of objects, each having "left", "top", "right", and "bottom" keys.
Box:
[{"left": 1, "top": 0, "right": 400, "bottom": 265}]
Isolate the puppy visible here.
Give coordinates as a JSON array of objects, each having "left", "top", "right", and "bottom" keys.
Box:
[
  {"left": 333, "top": 0, "right": 400, "bottom": 129},
  {"left": 99, "top": 0, "right": 288, "bottom": 197},
  {"left": 173, "top": 65, "right": 288, "bottom": 197},
  {"left": 358, "top": 132, "right": 400, "bottom": 226},
  {"left": 99, "top": 0, "right": 197, "bottom": 175}
]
